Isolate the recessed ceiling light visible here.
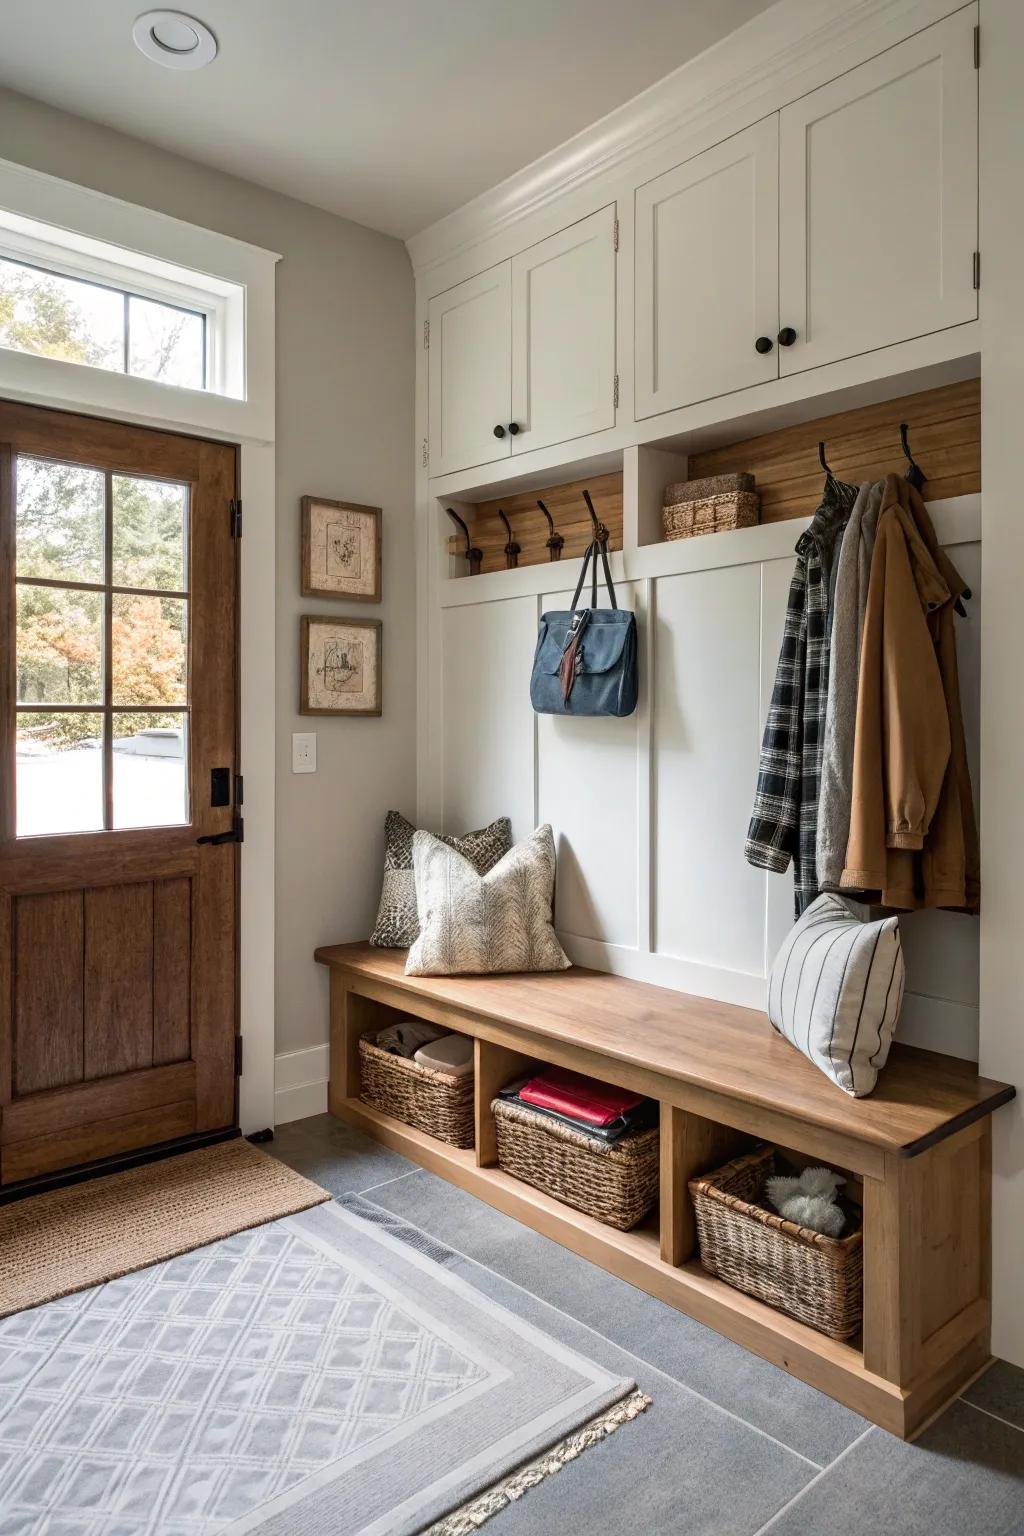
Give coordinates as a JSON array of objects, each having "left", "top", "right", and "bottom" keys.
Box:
[{"left": 133, "top": 10, "right": 218, "bottom": 70}]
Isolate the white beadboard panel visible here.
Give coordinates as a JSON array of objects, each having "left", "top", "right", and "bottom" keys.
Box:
[
  {"left": 654, "top": 563, "right": 765, "bottom": 975},
  {"left": 538, "top": 582, "right": 641, "bottom": 948},
  {"left": 760, "top": 554, "right": 798, "bottom": 969},
  {"left": 441, "top": 597, "right": 537, "bottom": 840}
]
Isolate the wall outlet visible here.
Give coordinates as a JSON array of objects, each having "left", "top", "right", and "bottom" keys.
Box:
[{"left": 292, "top": 732, "right": 317, "bottom": 774}]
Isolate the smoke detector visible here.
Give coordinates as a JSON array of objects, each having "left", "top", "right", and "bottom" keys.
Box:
[{"left": 133, "top": 11, "right": 218, "bottom": 70}]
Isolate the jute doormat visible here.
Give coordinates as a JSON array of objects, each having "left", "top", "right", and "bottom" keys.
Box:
[{"left": 0, "top": 1137, "right": 329, "bottom": 1319}]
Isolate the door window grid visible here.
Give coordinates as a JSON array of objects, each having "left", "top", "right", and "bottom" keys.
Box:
[{"left": 14, "top": 453, "right": 191, "bottom": 835}]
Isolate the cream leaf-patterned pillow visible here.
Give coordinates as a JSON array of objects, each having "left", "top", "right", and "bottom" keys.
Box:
[{"left": 406, "top": 824, "right": 570, "bottom": 977}]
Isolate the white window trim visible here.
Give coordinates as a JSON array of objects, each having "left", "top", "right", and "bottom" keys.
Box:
[
  {"left": 0, "top": 156, "right": 279, "bottom": 444},
  {"left": 0, "top": 155, "right": 279, "bottom": 1133}
]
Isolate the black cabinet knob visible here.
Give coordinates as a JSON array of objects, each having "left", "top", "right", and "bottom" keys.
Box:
[
  {"left": 777, "top": 327, "right": 797, "bottom": 346},
  {"left": 493, "top": 424, "right": 506, "bottom": 439},
  {"left": 507, "top": 422, "right": 521, "bottom": 436},
  {"left": 755, "top": 336, "right": 774, "bottom": 354}
]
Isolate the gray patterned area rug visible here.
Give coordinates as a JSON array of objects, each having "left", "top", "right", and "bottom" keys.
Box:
[{"left": 0, "top": 1198, "right": 645, "bottom": 1535}]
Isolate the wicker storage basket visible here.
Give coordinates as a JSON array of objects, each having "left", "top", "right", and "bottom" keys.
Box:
[
  {"left": 662, "top": 489, "right": 760, "bottom": 541},
  {"left": 492, "top": 1097, "right": 659, "bottom": 1231},
  {"left": 689, "top": 1145, "right": 863, "bottom": 1341},
  {"left": 359, "top": 1035, "right": 474, "bottom": 1149}
]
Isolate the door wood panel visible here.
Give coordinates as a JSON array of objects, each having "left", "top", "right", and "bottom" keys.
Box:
[
  {"left": 0, "top": 398, "right": 239, "bottom": 1186},
  {"left": 14, "top": 891, "right": 84, "bottom": 1095},
  {"left": 510, "top": 205, "right": 617, "bottom": 455},
  {"left": 83, "top": 883, "right": 154, "bottom": 1080},
  {"left": 778, "top": 6, "right": 978, "bottom": 375},
  {"left": 635, "top": 117, "right": 779, "bottom": 419},
  {"left": 428, "top": 264, "right": 512, "bottom": 478}
]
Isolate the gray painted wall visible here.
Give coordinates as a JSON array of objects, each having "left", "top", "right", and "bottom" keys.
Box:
[{"left": 0, "top": 86, "right": 416, "bottom": 1059}]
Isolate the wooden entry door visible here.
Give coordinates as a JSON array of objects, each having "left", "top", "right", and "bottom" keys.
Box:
[{"left": 0, "top": 400, "right": 239, "bottom": 1188}]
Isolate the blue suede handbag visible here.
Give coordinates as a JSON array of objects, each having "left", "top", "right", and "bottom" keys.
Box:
[{"left": 530, "top": 540, "right": 638, "bottom": 717}]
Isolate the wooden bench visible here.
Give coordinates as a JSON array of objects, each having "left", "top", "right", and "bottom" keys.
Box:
[{"left": 315, "top": 942, "right": 1015, "bottom": 1438}]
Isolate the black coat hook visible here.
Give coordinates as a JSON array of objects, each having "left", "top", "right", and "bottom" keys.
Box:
[
  {"left": 818, "top": 440, "right": 833, "bottom": 477},
  {"left": 445, "top": 507, "right": 482, "bottom": 575},
  {"left": 537, "top": 498, "right": 564, "bottom": 561},
  {"left": 498, "top": 508, "right": 521, "bottom": 570},
  {"left": 582, "top": 488, "right": 609, "bottom": 546},
  {"left": 900, "top": 422, "right": 926, "bottom": 491}
]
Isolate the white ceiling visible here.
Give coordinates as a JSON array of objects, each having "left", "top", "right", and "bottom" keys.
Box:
[{"left": 0, "top": 0, "right": 777, "bottom": 240}]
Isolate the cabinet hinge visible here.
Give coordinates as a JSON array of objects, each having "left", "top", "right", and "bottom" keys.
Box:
[
  {"left": 973, "top": 23, "right": 980, "bottom": 68},
  {"left": 229, "top": 498, "right": 242, "bottom": 539},
  {"left": 613, "top": 217, "right": 619, "bottom": 253},
  {"left": 234, "top": 1035, "right": 243, "bottom": 1077},
  {"left": 423, "top": 319, "right": 430, "bottom": 349},
  {"left": 613, "top": 374, "right": 620, "bottom": 409},
  {"left": 421, "top": 437, "right": 429, "bottom": 469},
  {"left": 973, "top": 251, "right": 981, "bottom": 290}
]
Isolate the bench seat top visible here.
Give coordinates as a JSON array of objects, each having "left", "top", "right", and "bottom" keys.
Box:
[{"left": 315, "top": 943, "right": 1014, "bottom": 1158}]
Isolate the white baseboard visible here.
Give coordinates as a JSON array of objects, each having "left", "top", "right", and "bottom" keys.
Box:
[{"left": 274, "top": 1044, "right": 329, "bottom": 1125}]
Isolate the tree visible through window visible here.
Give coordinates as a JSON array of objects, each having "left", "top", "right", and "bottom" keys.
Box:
[{"left": 0, "top": 255, "right": 206, "bottom": 389}]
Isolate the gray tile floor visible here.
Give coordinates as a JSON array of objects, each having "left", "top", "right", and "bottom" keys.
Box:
[{"left": 269, "top": 1114, "right": 1024, "bottom": 1535}]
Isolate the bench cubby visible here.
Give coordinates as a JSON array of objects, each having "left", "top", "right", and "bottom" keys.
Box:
[{"left": 316, "top": 942, "right": 1014, "bottom": 1438}]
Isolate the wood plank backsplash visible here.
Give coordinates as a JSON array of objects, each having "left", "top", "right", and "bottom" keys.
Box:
[
  {"left": 688, "top": 378, "right": 980, "bottom": 524},
  {"left": 447, "top": 472, "right": 623, "bottom": 575}
]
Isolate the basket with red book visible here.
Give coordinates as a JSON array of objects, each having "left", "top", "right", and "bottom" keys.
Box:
[{"left": 491, "top": 1067, "right": 659, "bottom": 1231}]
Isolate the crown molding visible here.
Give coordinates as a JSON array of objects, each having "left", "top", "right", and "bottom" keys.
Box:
[{"left": 406, "top": 0, "right": 961, "bottom": 276}]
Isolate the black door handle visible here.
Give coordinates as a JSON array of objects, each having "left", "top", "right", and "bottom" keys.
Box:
[
  {"left": 755, "top": 336, "right": 774, "bottom": 354},
  {"left": 507, "top": 422, "right": 521, "bottom": 436},
  {"left": 777, "top": 327, "right": 797, "bottom": 346},
  {"left": 493, "top": 424, "right": 506, "bottom": 439},
  {"left": 198, "top": 816, "right": 244, "bottom": 846}
]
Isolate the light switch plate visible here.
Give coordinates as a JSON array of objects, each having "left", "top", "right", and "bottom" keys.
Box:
[{"left": 292, "top": 731, "right": 317, "bottom": 773}]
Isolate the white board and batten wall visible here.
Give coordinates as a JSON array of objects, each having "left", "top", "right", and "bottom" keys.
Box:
[{"left": 412, "top": 0, "right": 1024, "bottom": 1366}]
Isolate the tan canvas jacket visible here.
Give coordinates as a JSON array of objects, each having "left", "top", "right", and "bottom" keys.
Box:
[{"left": 841, "top": 475, "right": 978, "bottom": 910}]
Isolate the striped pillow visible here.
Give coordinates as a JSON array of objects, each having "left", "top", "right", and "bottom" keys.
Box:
[{"left": 767, "top": 893, "right": 904, "bottom": 1097}]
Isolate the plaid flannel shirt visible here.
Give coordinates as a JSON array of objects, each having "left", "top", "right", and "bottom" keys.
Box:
[{"left": 745, "top": 477, "right": 857, "bottom": 916}]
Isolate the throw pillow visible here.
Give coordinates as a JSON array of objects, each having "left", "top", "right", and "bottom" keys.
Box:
[
  {"left": 767, "top": 892, "right": 904, "bottom": 1097},
  {"left": 370, "top": 811, "right": 512, "bottom": 948},
  {"left": 406, "top": 824, "right": 571, "bottom": 977}
]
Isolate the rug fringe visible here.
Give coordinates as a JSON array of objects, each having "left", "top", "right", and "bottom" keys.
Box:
[{"left": 424, "top": 1388, "right": 652, "bottom": 1535}]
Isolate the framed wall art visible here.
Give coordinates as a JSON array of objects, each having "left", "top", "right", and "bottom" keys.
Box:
[
  {"left": 301, "top": 495, "right": 382, "bottom": 602},
  {"left": 300, "top": 615, "right": 382, "bottom": 717}
]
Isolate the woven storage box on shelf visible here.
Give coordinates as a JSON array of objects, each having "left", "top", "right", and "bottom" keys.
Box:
[
  {"left": 359, "top": 1034, "right": 474, "bottom": 1149},
  {"left": 689, "top": 1144, "right": 863, "bottom": 1341},
  {"left": 492, "top": 1097, "right": 659, "bottom": 1231},
  {"left": 662, "top": 472, "right": 760, "bottom": 542}
]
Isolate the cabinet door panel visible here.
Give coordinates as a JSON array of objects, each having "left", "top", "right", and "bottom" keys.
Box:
[
  {"left": 635, "top": 118, "right": 779, "bottom": 420},
  {"left": 778, "top": 6, "right": 978, "bottom": 376},
  {"left": 428, "top": 265, "right": 511, "bottom": 478},
  {"left": 510, "top": 205, "right": 616, "bottom": 455}
]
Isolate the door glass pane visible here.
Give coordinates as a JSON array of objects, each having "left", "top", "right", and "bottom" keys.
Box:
[
  {"left": 0, "top": 255, "right": 124, "bottom": 372},
  {"left": 15, "top": 457, "right": 105, "bottom": 583},
  {"left": 112, "top": 713, "right": 188, "bottom": 829},
  {"left": 128, "top": 296, "right": 205, "bottom": 389},
  {"left": 112, "top": 475, "right": 187, "bottom": 590},
  {"left": 16, "top": 712, "right": 104, "bottom": 836},
  {"left": 111, "top": 594, "right": 187, "bottom": 706},
  {"left": 16, "top": 586, "right": 104, "bottom": 705}
]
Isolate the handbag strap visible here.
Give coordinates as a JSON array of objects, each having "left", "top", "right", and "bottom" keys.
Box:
[{"left": 570, "top": 539, "right": 618, "bottom": 612}]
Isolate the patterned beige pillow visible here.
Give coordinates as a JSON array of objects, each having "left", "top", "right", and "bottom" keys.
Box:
[
  {"left": 406, "top": 824, "right": 570, "bottom": 977},
  {"left": 369, "top": 811, "right": 512, "bottom": 948}
]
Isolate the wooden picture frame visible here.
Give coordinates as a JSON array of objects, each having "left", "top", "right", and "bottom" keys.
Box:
[
  {"left": 301, "top": 495, "right": 382, "bottom": 602},
  {"left": 300, "top": 615, "right": 382, "bottom": 717}
]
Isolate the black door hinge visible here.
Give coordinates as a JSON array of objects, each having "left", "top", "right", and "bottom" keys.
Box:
[
  {"left": 973, "top": 251, "right": 981, "bottom": 291},
  {"left": 234, "top": 1035, "right": 243, "bottom": 1076},
  {"left": 973, "top": 24, "right": 980, "bottom": 68},
  {"left": 230, "top": 498, "right": 242, "bottom": 538}
]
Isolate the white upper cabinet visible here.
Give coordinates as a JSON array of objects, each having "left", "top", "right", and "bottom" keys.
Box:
[
  {"left": 510, "top": 205, "right": 617, "bottom": 456},
  {"left": 427, "top": 264, "right": 512, "bottom": 479},
  {"left": 777, "top": 6, "right": 978, "bottom": 376},
  {"left": 635, "top": 117, "right": 780, "bottom": 420}
]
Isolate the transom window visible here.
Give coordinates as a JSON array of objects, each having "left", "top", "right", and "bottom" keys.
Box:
[
  {"left": 0, "top": 255, "right": 207, "bottom": 391},
  {"left": 14, "top": 454, "right": 190, "bottom": 836}
]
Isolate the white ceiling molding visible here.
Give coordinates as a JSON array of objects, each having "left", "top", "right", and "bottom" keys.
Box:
[{"left": 406, "top": 0, "right": 959, "bottom": 275}]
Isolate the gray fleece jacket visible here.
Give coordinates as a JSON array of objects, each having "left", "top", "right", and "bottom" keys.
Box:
[{"left": 815, "top": 479, "right": 884, "bottom": 891}]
